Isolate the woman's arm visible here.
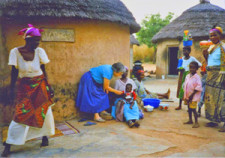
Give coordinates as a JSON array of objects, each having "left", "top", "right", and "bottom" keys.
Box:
[
  {"left": 41, "top": 64, "right": 48, "bottom": 79},
  {"left": 145, "top": 88, "right": 151, "bottom": 95},
  {"left": 103, "top": 78, "right": 123, "bottom": 95},
  {"left": 10, "top": 66, "right": 18, "bottom": 103},
  {"left": 202, "top": 49, "right": 208, "bottom": 61},
  {"left": 41, "top": 64, "right": 54, "bottom": 98}
]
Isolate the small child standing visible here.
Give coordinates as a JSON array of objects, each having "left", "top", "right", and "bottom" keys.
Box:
[
  {"left": 122, "top": 83, "right": 140, "bottom": 128},
  {"left": 176, "top": 46, "right": 202, "bottom": 110},
  {"left": 183, "top": 61, "right": 202, "bottom": 128}
]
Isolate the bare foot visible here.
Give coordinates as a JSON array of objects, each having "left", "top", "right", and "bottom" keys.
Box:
[
  {"left": 183, "top": 120, "right": 193, "bottom": 124},
  {"left": 192, "top": 123, "right": 200, "bottom": 128},
  {"left": 40, "top": 136, "right": 49, "bottom": 147},
  {"left": 175, "top": 106, "right": 182, "bottom": 110},
  {"left": 166, "top": 89, "right": 170, "bottom": 99},
  {"left": 218, "top": 127, "right": 225, "bottom": 132},
  {"left": 1, "top": 143, "right": 11, "bottom": 157}
]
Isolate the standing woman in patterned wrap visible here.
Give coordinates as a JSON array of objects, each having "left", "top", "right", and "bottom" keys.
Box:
[
  {"left": 203, "top": 26, "right": 225, "bottom": 132},
  {"left": 76, "top": 63, "right": 125, "bottom": 122},
  {"left": 1, "top": 24, "right": 55, "bottom": 157}
]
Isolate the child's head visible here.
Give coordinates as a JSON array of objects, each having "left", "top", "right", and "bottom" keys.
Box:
[
  {"left": 136, "top": 70, "right": 145, "bottom": 80},
  {"left": 125, "top": 83, "right": 132, "bottom": 93},
  {"left": 183, "top": 46, "right": 191, "bottom": 57},
  {"left": 189, "top": 61, "right": 199, "bottom": 75}
]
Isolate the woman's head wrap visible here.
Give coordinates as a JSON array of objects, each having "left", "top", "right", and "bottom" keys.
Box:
[
  {"left": 209, "top": 26, "right": 223, "bottom": 35},
  {"left": 18, "top": 24, "right": 44, "bottom": 39}
]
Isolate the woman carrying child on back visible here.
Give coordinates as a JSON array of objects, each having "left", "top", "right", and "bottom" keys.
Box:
[{"left": 183, "top": 61, "right": 202, "bottom": 128}]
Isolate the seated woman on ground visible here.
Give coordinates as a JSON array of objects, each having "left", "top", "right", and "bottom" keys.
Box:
[
  {"left": 122, "top": 83, "right": 140, "bottom": 128},
  {"left": 111, "top": 66, "right": 138, "bottom": 121},
  {"left": 134, "top": 70, "right": 170, "bottom": 101}
]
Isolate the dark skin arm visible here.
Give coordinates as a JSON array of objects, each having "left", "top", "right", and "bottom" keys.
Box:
[
  {"left": 187, "top": 90, "right": 198, "bottom": 104},
  {"left": 145, "top": 88, "right": 151, "bottom": 95},
  {"left": 9, "top": 66, "right": 18, "bottom": 103},
  {"left": 41, "top": 64, "right": 54, "bottom": 98},
  {"left": 129, "top": 101, "right": 134, "bottom": 109},
  {"left": 202, "top": 49, "right": 208, "bottom": 61}
]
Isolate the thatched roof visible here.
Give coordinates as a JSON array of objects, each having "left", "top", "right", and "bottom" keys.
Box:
[
  {"left": 152, "top": 1, "right": 225, "bottom": 43},
  {"left": 130, "top": 35, "right": 139, "bottom": 46},
  {"left": 0, "top": 0, "right": 140, "bottom": 33}
]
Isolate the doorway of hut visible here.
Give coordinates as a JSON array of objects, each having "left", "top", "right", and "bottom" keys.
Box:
[{"left": 168, "top": 47, "right": 179, "bottom": 75}]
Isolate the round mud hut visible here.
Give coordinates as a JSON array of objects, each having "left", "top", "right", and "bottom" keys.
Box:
[
  {"left": 0, "top": 0, "right": 140, "bottom": 125},
  {"left": 152, "top": 0, "right": 225, "bottom": 78}
]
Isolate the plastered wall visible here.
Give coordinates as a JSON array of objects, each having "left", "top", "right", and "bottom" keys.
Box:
[{"left": 0, "top": 18, "right": 130, "bottom": 125}]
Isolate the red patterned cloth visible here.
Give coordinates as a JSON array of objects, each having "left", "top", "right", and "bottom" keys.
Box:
[{"left": 13, "top": 74, "right": 53, "bottom": 128}]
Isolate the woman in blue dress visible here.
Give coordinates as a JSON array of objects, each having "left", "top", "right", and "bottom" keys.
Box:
[{"left": 76, "top": 62, "right": 125, "bottom": 122}]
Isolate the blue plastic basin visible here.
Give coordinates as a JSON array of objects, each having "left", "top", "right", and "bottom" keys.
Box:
[{"left": 142, "top": 98, "right": 161, "bottom": 108}]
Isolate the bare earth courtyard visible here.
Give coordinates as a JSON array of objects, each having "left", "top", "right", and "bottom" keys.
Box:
[{"left": 0, "top": 77, "right": 225, "bottom": 157}]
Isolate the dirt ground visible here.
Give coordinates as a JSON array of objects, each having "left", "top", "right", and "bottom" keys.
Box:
[
  {"left": 136, "top": 78, "right": 225, "bottom": 157},
  {"left": 0, "top": 76, "right": 225, "bottom": 157}
]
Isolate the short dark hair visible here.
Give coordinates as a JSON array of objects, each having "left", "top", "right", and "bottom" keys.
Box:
[
  {"left": 126, "top": 83, "right": 132, "bottom": 88},
  {"left": 190, "top": 61, "right": 199, "bottom": 69},
  {"left": 183, "top": 46, "right": 191, "bottom": 52}
]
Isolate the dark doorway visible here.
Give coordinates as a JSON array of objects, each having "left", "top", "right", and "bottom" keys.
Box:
[{"left": 168, "top": 47, "right": 179, "bottom": 75}]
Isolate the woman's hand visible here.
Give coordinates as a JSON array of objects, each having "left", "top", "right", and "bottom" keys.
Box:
[
  {"left": 49, "top": 86, "right": 54, "bottom": 98},
  {"left": 114, "top": 90, "right": 123, "bottom": 95}
]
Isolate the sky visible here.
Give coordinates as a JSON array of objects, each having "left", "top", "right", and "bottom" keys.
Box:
[{"left": 120, "top": 0, "right": 225, "bottom": 24}]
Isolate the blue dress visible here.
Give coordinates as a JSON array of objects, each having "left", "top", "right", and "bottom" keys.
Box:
[
  {"left": 123, "top": 100, "right": 139, "bottom": 121},
  {"left": 76, "top": 65, "right": 113, "bottom": 113}
]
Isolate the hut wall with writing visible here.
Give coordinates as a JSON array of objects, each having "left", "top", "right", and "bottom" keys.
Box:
[{"left": 0, "top": 0, "right": 140, "bottom": 126}]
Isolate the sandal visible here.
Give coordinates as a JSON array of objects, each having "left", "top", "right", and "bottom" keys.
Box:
[{"left": 94, "top": 117, "right": 105, "bottom": 123}]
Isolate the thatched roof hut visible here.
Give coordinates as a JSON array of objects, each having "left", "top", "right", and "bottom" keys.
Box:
[
  {"left": 0, "top": 0, "right": 140, "bottom": 33},
  {"left": 130, "top": 35, "right": 140, "bottom": 46},
  {"left": 0, "top": 0, "right": 140, "bottom": 125},
  {"left": 152, "top": 0, "right": 225, "bottom": 79},
  {"left": 152, "top": 0, "right": 225, "bottom": 43}
]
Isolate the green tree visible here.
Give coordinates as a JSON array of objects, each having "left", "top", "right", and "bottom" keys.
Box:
[{"left": 136, "top": 12, "right": 174, "bottom": 48}]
